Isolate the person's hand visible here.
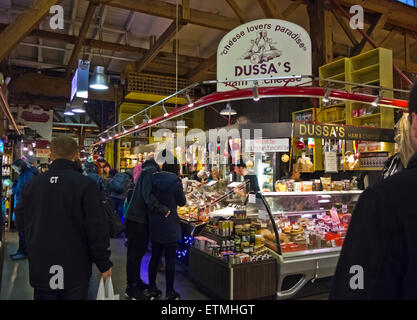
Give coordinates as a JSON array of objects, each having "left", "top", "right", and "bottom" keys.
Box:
[
  {"left": 165, "top": 210, "right": 171, "bottom": 218},
  {"left": 101, "top": 267, "right": 112, "bottom": 279}
]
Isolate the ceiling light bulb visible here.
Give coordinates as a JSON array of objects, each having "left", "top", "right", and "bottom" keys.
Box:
[
  {"left": 89, "top": 66, "right": 109, "bottom": 90},
  {"left": 253, "top": 86, "right": 260, "bottom": 101},
  {"left": 322, "top": 88, "right": 331, "bottom": 103},
  {"left": 371, "top": 96, "right": 381, "bottom": 107}
]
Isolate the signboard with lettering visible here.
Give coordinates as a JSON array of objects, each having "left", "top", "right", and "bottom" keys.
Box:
[
  {"left": 71, "top": 60, "right": 90, "bottom": 101},
  {"left": 293, "top": 122, "right": 395, "bottom": 142},
  {"left": 245, "top": 138, "right": 289, "bottom": 152},
  {"left": 217, "top": 19, "right": 312, "bottom": 92}
]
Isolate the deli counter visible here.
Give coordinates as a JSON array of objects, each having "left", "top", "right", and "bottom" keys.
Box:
[{"left": 179, "top": 176, "right": 361, "bottom": 299}]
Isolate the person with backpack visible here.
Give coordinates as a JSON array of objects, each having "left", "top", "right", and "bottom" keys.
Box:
[
  {"left": 148, "top": 156, "right": 186, "bottom": 300},
  {"left": 124, "top": 151, "right": 170, "bottom": 300},
  {"left": 107, "top": 170, "right": 132, "bottom": 220}
]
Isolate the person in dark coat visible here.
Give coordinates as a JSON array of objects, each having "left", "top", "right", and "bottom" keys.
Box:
[
  {"left": 124, "top": 152, "right": 170, "bottom": 300},
  {"left": 15, "top": 136, "right": 112, "bottom": 300},
  {"left": 330, "top": 81, "right": 417, "bottom": 300},
  {"left": 147, "top": 156, "right": 186, "bottom": 300},
  {"left": 10, "top": 158, "right": 38, "bottom": 260}
]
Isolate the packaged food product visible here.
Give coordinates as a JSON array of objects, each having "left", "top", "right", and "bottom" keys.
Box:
[
  {"left": 286, "top": 180, "right": 294, "bottom": 192},
  {"left": 320, "top": 177, "right": 332, "bottom": 191},
  {"left": 302, "top": 181, "right": 313, "bottom": 192},
  {"left": 294, "top": 181, "right": 302, "bottom": 193},
  {"left": 275, "top": 180, "right": 287, "bottom": 192}
]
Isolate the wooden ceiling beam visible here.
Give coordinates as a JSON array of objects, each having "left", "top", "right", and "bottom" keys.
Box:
[
  {"left": 9, "top": 73, "right": 121, "bottom": 102},
  {"left": 135, "top": 20, "right": 187, "bottom": 73},
  {"left": 0, "top": 0, "right": 61, "bottom": 63},
  {"left": 225, "top": 0, "right": 249, "bottom": 23},
  {"left": 337, "top": 0, "right": 417, "bottom": 34},
  {"left": 361, "top": 13, "right": 389, "bottom": 53},
  {"left": 65, "top": 2, "right": 98, "bottom": 77},
  {"left": 186, "top": 53, "right": 217, "bottom": 82},
  {"left": 282, "top": 0, "right": 303, "bottom": 18},
  {"left": 0, "top": 23, "right": 204, "bottom": 65},
  {"left": 257, "top": 0, "right": 283, "bottom": 19},
  {"left": 331, "top": 8, "right": 359, "bottom": 47},
  {"left": 90, "top": 0, "right": 240, "bottom": 31}
]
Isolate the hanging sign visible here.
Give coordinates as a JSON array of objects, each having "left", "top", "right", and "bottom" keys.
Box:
[
  {"left": 217, "top": 19, "right": 312, "bottom": 92},
  {"left": 245, "top": 138, "right": 289, "bottom": 152},
  {"left": 293, "top": 122, "right": 395, "bottom": 142},
  {"left": 324, "top": 152, "right": 338, "bottom": 173}
]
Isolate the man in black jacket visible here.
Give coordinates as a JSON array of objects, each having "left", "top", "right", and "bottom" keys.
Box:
[
  {"left": 124, "top": 151, "right": 170, "bottom": 300},
  {"left": 15, "top": 136, "right": 112, "bottom": 300},
  {"left": 330, "top": 82, "right": 417, "bottom": 299}
]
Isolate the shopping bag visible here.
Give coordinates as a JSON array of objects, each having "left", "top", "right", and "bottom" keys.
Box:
[
  {"left": 96, "top": 277, "right": 119, "bottom": 300},
  {"left": 102, "top": 197, "right": 125, "bottom": 238}
]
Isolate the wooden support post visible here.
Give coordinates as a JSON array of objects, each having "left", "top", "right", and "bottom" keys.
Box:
[
  {"left": 405, "top": 31, "right": 411, "bottom": 72},
  {"left": 307, "top": 0, "right": 333, "bottom": 77}
]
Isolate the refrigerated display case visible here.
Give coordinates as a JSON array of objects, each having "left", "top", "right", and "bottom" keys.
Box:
[{"left": 259, "top": 190, "right": 362, "bottom": 299}]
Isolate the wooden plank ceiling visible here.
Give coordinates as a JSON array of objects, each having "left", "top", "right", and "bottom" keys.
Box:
[{"left": 0, "top": 0, "right": 416, "bottom": 105}]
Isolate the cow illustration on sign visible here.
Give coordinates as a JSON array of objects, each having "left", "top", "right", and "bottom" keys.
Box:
[{"left": 241, "top": 31, "right": 282, "bottom": 64}]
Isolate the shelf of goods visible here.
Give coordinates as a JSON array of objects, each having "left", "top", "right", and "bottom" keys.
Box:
[
  {"left": 182, "top": 173, "right": 362, "bottom": 299},
  {"left": 292, "top": 48, "right": 395, "bottom": 172},
  {"left": 108, "top": 96, "right": 205, "bottom": 171}
]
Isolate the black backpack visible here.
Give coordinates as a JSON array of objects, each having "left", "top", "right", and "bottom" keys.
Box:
[
  {"left": 108, "top": 172, "right": 130, "bottom": 194},
  {"left": 102, "top": 196, "right": 125, "bottom": 238}
]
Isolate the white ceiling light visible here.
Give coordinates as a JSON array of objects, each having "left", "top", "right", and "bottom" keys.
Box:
[
  {"left": 322, "top": 88, "right": 331, "bottom": 103},
  {"left": 371, "top": 95, "right": 381, "bottom": 107},
  {"left": 64, "top": 103, "right": 75, "bottom": 116},
  {"left": 185, "top": 92, "right": 194, "bottom": 107},
  {"left": 220, "top": 102, "right": 237, "bottom": 116},
  {"left": 253, "top": 85, "right": 260, "bottom": 101},
  {"left": 162, "top": 103, "right": 169, "bottom": 117},
  {"left": 89, "top": 66, "right": 109, "bottom": 90}
]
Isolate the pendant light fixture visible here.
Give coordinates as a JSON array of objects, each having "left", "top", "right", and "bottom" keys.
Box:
[
  {"left": 220, "top": 102, "right": 237, "bottom": 116},
  {"left": 89, "top": 66, "right": 109, "bottom": 90},
  {"left": 71, "top": 99, "right": 85, "bottom": 113},
  {"left": 64, "top": 103, "right": 75, "bottom": 116}
]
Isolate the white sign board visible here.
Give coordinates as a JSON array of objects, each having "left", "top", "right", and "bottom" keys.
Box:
[
  {"left": 17, "top": 106, "right": 53, "bottom": 141},
  {"left": 245, "top": 139, "right": 289, "bottom": 153},
  {"left": 324, "top": 152, "right": 338, "bottom": 173},
  {"left": 217, "top": 19, "right": 312, "bottom": 92}
]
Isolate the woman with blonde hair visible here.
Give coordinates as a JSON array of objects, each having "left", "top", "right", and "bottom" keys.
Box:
[{"left": 381, "top": 113, "right": 415, "bottom": 179}]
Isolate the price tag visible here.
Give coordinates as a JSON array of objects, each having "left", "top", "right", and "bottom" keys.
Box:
[{"left": 248, "top": 193, "right": 256, "bottom": 204}]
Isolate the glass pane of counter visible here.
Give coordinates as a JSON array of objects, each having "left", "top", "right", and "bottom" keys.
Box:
[{"left": 262, "top": 191, "right": 362, "bottom": 255}]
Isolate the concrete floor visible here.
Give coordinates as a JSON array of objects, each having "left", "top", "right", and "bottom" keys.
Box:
[
  {"left": 0, "top": 231, "right": 208, "bottom": 300},
  {"left": 1, "top": 231, "right": 329, "bottom": 300}
]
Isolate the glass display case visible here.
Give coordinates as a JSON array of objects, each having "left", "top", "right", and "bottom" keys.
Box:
[{"left": 259, "top": 190, "right": 362, "bottom": 299}]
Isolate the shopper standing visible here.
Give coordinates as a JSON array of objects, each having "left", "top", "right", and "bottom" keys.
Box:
[
  {"left": 330, "top": 82, "right": 417, "bottom": 299},
  {"left": 10, "top": 158, "right": 38, "bottom": 261},
  {"left": 14, "top": 136, "right": 112, "bottom": 300},
  {"left": 83, "top": 156, "right": 105, "bottom": 192},
  {"left": 233, "top": 160, "right": 261, "bottom": 197},
  {"left": 148, "top": 157, "right": 186, "bottom": 300},
  {"left": 124, "top": 152, "right": 170, "bottom": 300}
]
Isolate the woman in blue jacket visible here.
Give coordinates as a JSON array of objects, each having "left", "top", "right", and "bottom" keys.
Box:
[{"left": 148, "top": 157, "right": 186, "bottom": 300}]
